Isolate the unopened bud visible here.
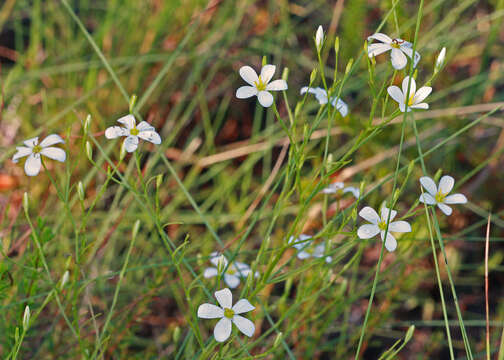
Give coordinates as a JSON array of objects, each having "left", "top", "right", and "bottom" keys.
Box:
[
  {"left": 173, "top": 326, "right": 181, "bottom": 342},
  {"left": 23, "top": 192, "right": 29, "bottom": 214},
  {"left": 345, "top": 59, "right": 354, "bottom": 75},
  {"left": 23, "top": 305, "right": 30, "bottom": 329},
  {"left": 156, "top": 174, "right": 163, "bottom": 188},
  {"left": 334, "top": 36, "right": 339, "bottom": 55},
  {"left": 132, "top": 220, "right": 140, "bottom": 240},
  {"left": 315, "top": 25, "right": 324, "bottom": 52},
  {"left": 282, "top": 67, "right": 289, "bottom": 82},
  {"left": 434, "top": 47, "right": 446, "bottom": 74},
  {"left": 77, "top": 181, "right": 85, "bottom": 201},
  {"left": 129, "top": 94, "right": 137, "bottom": 113},
  {"left": 61, "top": 270, "right": 69, "bottom": 289},
  {"left": 86, "top": 141, "right": 93, "bottom": 161},
  {"left": 84, "top": 114, "right": 91, "bottom": 134},
  {"left": 274, "top": 332, "right": 283, "bottom": 347}
]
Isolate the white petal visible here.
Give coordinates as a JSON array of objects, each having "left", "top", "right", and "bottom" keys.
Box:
[
  {"left": 399, "top": 103, "right": 407, "bottom": 113},
  {"left": 438, "top": 203, "right": 453, "bottom": 216},
  {"left": 197, "top": 303, "right": 224, "bottom": 319},
  {"left": 413, "top": 50, "right": 421, "bottom": 68},
  {"left": 400, "top": 45, "right": 413, "bottom": 59},
  {"left": 368, "top": 43, "right": 392, "bottom": 57},
  {"left": 410, "top": 103, "right": 429, "bottom": 110},
  {"left": 12, "top": 147, "right": 32, "bottom": 163},
  {"left": 389, "top": 221, "right": 411, "bottom": 233},
  {"left": 357, "top": 224, "right": 380, "bottom": 239},
  {"left": 359, "top": 206, "right": 380, "bottom": 224},
  {"left": 419, "top": 193, "right": 436, "bottom": 205},
  {"left": 297, "top": 251, "right": 311, "bottom": 260},
  {"left": 40, "top": 147, "right": 66, "bottom": 162},
  {"left": 387, "top": 86, "right": 404, "bottom": 105},
  {"left": 383, "top": 232, "right": 397, "bottom": 252},
  {"left": 439, "top": 175, "right": 455, "bottom": 194},
  {"left": 266, "top": 80, "right": 288, "bottom": 91},
  {"left": 39, "top": 134, "right": 65, "bottom": 147},
  {"left": 203, "top": 267, "right": 218, "bottom": 278},
  {"left": 236, "top": 86, "right": 258, "bottom": 99},
  {"left": 420, "top": 176, "right": 437, "bottom": 195},
  {"left": 232, "top": 315, "right": 255, "bottom": 337},
  {"left": 239, "top": 66, "right": 259, "bottom": 86},
  {"left": 402, "top": 76, "right": 416, "bottom": 97},
  {"left": 312, "top": 244, "right": 325, "bottom": 258},
  {"left": 105, "top": 126, "right": 128, "bottom": 139},
  {"left": 136, "top": 121, "right": 155, "bottom": 131},
  {"left": 257, "top": 91, "right": 274, "bottom": 108},
  {"left": 444, "top": 193, "right": 467, "bottom": 204},
  {"left": 138, "top": 130, "right": 161, "bottom": 145},
  {"left": 210, "top": 253, "right": 228, "bottom": 267},
  {"left": 367, "top": 33, "right": 392, "bottom": 44},
  {"left": 260, "top": 64, "right": 276, "bottom": 84},
  {"left": 214, "top": 288, "right": 232, "bottom": 309},
  {"left": 23, "top": 137, "right": 38, "bottom": 148},
  {"left": 24, "top": 153, "right": 42, "bottom": 176},
  {"left": 117, "top": 114, "right": 136, "bottom": 129},
  {"left": 380, "top": 207, "right": 397, "bottom": 222},
  {"left": 232, "top": 299, "right": 255, "bottom": 314},
  {"left": 224, "top": 274, "right": 240, "bottom": 289},
  {"left": 124, "top": 136, "right": 139, "bottom": 153},
  {"left": 214, "top": 317, "right": 232, "bottom": 342},
  {"left": 413, "top": 86, "right": 432, "bottom": 104},
  {"left": 343, "top": 187, "right": 360, "bottom": 198},
  {"left": 391, "top": 48, "right": 407, "bottom": 69}
]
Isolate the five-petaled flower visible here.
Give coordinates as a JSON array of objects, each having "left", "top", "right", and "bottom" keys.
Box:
[
  {"left": 300, "top": 87, "right": 349, "bottom": 116},
  {"left": 419, "top": 175, "right": 467, "bottom": 216},
  {"left": 367, "top": 33, "right": 421, "bottom": 70},
  {"left": 12, "top": 134, "right": 66, "bottom": 176},
  {"left": 236, "top": 64, "right": 288, "bottom": 108},
  {"left": 289, "top": 235, "right": 332, "bottom": 263},
  {"left": 387, "top": 76, "right": 432, "bottom": 113},
  {"left": 357, "top": 206, "right": 411, "bottom": 252},
  {"left": 197, "top": 288, "right": 255, "bottom": 342},
  {"left": 105, "top": 114, "right": 161, "bottom": 153},
  {"left": 203, "top": 252, "right": 258, "bottom": 289},
  {"left": 322, "top": 182, "right": 359, "bottom": 199}
]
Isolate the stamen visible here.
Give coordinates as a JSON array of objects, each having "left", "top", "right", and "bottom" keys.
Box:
[{"left": 224, "top": 308, "right": 234, "bottom": 319}]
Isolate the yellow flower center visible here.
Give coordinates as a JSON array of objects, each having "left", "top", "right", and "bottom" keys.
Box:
[
  {"left": 254, "top": 76, "right": 267, "bottom": 91},
  {"left": 32, "top": 145, "right": 42, "bottom": 154},
  {"left": 391, "top": 39, "right": 402, "bottom": 49},
  {"left": 407, "top": 95, "right": 415, "bottom": 106},
  {"left": 224, "top": 308, "right": 234, "bottom": 319},
  {"left": 226, "top": 266, "right": 237, "bottom": 275},
  {"left": 378, "top": 221, "right": 387, "bottom": 231},
  {"left": 130, "top": 127, "right": 139, "bottom": 136},
  {"left": 435, "top": 191, "right": 446, "bottom": 203}
]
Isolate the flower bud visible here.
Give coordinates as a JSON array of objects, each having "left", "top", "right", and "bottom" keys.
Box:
[
  {"left": 129, "top": 94, "right": 137, "bottom": 113},
  {"left": 77, "top": 181, "right": 85, "bottom": 201},
  {"left": 173, "top": 326, "right": 181, "bottom": 342},
  {"left": 434, "top": 47, "right": 446, "bottom": 73},
  {"left": 345, "top": 59, "right": 354, "bottom": 75},
  {"left": 23, "top": 305, "right": 30, "bottom": 329},
  {"left": 86, "top": 141, "right": 93, "bottom": 161},
  {"left": 281, "top": 67, "right": 289, "bottom": 81},
  {"left": 309, "top": 69, "right": 317, "bottom": 85},
  {"left": 61, "top": 270, "right": 69, "bottom": 289},
  {"left": 23, "top": 192, "right": 29, "bottom": 215},
  {"left": 315, "top": 25, "right": 324, "bottom": 52},
  {"left": 156, "top": 174, "right": 163, "bottom": 188},
  {"left": 132, "top": 220, "right": 141, "bottom": 240},
  {"left": 274, "top": 332, "right": 283, "bottom": 347},
  {"left": 84, "top": 114, "right": 91, "bottom": 134},
  {"left": 334, "top": 36, "right": 340, "bottom": 55}
]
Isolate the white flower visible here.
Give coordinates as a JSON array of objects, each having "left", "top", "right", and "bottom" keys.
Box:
[
  {"left": 288, "top": 235, "right": 332, "bottom": 263},
  {"left": 203, "top": 252, "right": 258, "bottom": 289},
  {"left": 197, "top": 288, "right": 255, "bottom": 342},
  {"left": 419, "top": 175, "right": 467, "bottom": 216},
  {"left": 357, "top": 206, "right": 411, "bottom": 252},
  {"left": 387, "top": 76, "right": 432, "bottom": 113},
  {"left": 315, "top": 25, "right": 324, "bottom": 51},
  {"left": 435, "top": 47, "right": 446, "bottom": 71},
  {"left": 236, "top": 64, "right": 288, "bottom": 108},
  {"left": 105, "top": 114, "right": 161, "bottom": 153},
  {"left": 12, "top": 134, "right": 66, "bottom": 176},
  {"left": 322, "top": 182, "right": 359, "bottom": 198},
  {"left": 367, "top": 33, "right": 421, "bottom": 70},
  {"left": 300, "top": 87, "right": 349, "bottom": 116}
]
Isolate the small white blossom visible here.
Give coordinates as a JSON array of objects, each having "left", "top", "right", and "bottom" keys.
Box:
[
  {"left": 387, "top": 76, "right": 432, "bottom": 113},
  {"left": 419, "top": 175, "right": 467, "bottom": 216},
  {"left": 105, "top": 114, "right": 161, "bottom": 153},
  {"left": 236, "top": 64, "right": 288, "bottom": 108},
  {"left": 12, "top": 134, "right": 66, "bottom": 176},
  {"left": 300, "top": 87, "right": 349, "bottom": 116},
  {"left": 288, "top": 235, "right": 332, "bottom": 263},
  {"left": 315, "top": 25, "right": 324, "bottom": 51},
  {"left": 197, "top": 288, "right": 255, "bottom": 342},
  {"left": 367, "top": 33, "right": 421, "bottom": 70},
  {"left": 435, "top": 47, "right": 446, "bottom": 71},
  {"left": 357, "top": 206, "right": 411, "bottom": 252},
  {"left": 322, "top": 182, "right": 359, "bottom": 199},
  {"left": 203, "top": 252, "right": 258, "bottom": 289}
]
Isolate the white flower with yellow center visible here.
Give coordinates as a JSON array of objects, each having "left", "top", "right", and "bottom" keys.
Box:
[
  {"left": 236, "top": 64, "right": 288, "bottom": 108},
  {"left": 203, "top": 252, "right": 257, "bottom": 289},
  {"left": 419, "top": 175, "right": 467, "bottom": 216},
  {"left": 288, "top": 235, "right": 332, "bottom": 263},
  {"left": 105, "top": 114, "right": 161, "bottom": 153},
  {"left": 322, "top": 181, "right": 359, "bottom": 198},
  {"left": 300, "top": 87, "right": 349, "bottom": 116},
  {"left": 357, "top": 206, "right": 411, "bottom": 252},
  {"left": 367, "top": 33, "right": 421, "bottom": 70},
  {"left": 197, "top": 288, "right": 255, "bottom": 342},
  {"left": 12, "top": 134, "right": 66, "bottom": 176},
  {"left": 387, "top": 76, "right": 432, "bottom": 113}
]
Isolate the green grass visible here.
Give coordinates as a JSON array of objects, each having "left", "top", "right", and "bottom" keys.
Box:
[{"left": 0, "top": 0, "right": 504, "bottom": 358}]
